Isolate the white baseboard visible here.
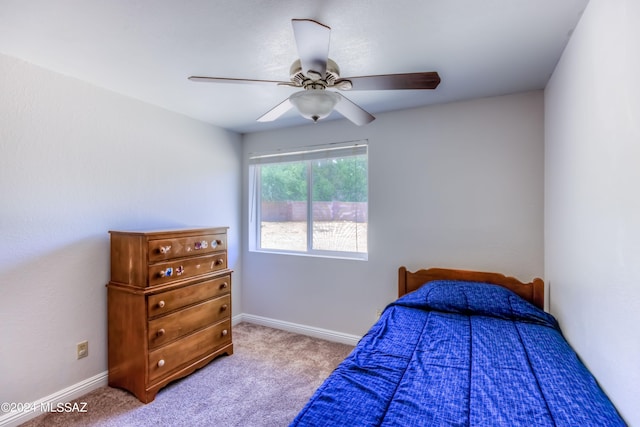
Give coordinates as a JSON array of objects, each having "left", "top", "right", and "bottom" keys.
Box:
[
  {"left": 0, "top": 371, "right": 107, "bottom": 427},
  {"left": 238, "top": 313, "right": 362, "bottom": 346}
]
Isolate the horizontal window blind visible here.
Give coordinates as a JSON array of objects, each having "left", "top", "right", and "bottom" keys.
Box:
[{"left": 248, "top": 141, "right": 367, "bottom": 165}]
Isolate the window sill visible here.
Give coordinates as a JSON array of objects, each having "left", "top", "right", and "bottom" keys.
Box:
[{"left": 249, "top": 248, "right": 368, "bottom": 261}]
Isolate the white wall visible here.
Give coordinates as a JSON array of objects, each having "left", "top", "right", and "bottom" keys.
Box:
[
  {"left": 0, "top": 54, "right": 242, "bottom": 407},
  {"left": 242, "top": 91, "right": 544, "bottom": 336},
  {"left": 545, "top": 0, "right": 640, "bottom": 424}
]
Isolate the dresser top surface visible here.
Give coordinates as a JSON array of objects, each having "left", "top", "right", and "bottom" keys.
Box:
[{"left": 109, "top": 227, "right": 228, "bottom": 237}]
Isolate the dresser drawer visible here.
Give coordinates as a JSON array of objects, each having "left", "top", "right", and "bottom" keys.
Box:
[
  {"left": 147, "top": 275, "right": 230, "bottom": 317},
  {"left": 148, "top": 233, "right": 227, "bottom": 263},
  {"left": 148, "top": 294, "right": 230, "bottom": 349},
  {"left": 148, "top": 253, "right": 227, "bottom": 287},
  {"left": 148, "top": 320, "right": 231, "bottom": 383}
]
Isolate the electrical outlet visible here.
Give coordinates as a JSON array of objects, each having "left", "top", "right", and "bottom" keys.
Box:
[{"left": 77, "top": 341, "right": 88, "bottom": 359}]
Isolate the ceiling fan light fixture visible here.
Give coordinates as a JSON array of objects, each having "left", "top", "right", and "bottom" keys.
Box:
[{"left": 289, "top": 90, "right": 340, "bottom": 122}]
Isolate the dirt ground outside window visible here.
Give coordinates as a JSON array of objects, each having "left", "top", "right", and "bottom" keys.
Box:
[{"left": 260, "top": 221, "right": 367, "bottom": 253}]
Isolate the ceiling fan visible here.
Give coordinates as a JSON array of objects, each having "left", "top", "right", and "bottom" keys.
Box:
[{"left": 188, "top": 19, "right": 441, "bottom": 126}]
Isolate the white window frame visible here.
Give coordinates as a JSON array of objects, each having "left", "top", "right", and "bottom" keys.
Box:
[{"left": 248, "top": 140, "right": 368, "bottom": 260}]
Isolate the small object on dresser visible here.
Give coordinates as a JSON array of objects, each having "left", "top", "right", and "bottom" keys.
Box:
[{"left": 106, "top": 227, "right": 233, "bottom": 403}]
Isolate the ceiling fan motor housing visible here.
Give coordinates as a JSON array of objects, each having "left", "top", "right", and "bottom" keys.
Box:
[{"left": 289, "top": 58, "right": 340, "bottom": 89}]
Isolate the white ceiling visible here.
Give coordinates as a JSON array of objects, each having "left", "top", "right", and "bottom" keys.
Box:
[{"left": 0, "top": 0, "right": 589, "bottom": 134}]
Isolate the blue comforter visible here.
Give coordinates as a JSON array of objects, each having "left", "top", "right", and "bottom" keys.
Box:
[{"left": 291, "top": 281, "right": 625, "bottom": 426}]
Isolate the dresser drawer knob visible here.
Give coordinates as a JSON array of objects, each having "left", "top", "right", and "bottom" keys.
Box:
[
  {"left": 159, "top": 267, "right": 173, "bottom": 278},
  {"left": 157, "top": 359, "right": 165, "bottom": 368},
  {"left": 221, "top": 329, "right": 228, "bottom": 337},
  {"left": 157, "top": 300, "right": 165, "bottom": 308},
  {"left": 215, "top": 258, "right": 224, "bottom": 266},
  {"left": 159, "top": 245, "right": 171, "bottom": 254},
  {"left": 221, "top": 282, "right": 228, "bottom": 289},
  {"left": 194, "top": 240, "right": 208, "bottom": 250},
  {"left": 221, "top": 304, "right": 228, "bottom": 311},
  {"left": 157, "top": 328, "right": 165, "bottom": 337}
]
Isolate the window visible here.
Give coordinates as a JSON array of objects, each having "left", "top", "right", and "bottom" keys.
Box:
[{"left": 249, "top": 141, "right": 368, "bottom": 259}]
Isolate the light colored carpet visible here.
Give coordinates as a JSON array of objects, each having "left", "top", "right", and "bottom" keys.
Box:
[{"left": 21, "top": 322, "right": 354, "bottom": 427}]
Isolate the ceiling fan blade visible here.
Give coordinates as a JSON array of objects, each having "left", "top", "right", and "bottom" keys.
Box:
[
  {"left": 257, "top": 98, "right": 293, "bottom": 122},
  {"left": 292, "top": 19, "right": 330, "bottom": 78},
  {"left": 339, "top": 72, "right": 441, "bottom": 91},
  {"left": 333, "top": 93, "right": 375, "bottom": 126},
  {"left": 188, "top": 76, "right": 292, "bottom": 86}
]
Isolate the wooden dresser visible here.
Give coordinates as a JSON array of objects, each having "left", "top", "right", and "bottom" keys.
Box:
[{"left": 106, "top": 227, "right": 233, "bottom": 403}]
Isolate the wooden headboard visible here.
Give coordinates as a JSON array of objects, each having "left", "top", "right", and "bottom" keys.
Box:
[{"left": 398, "top": 266, "right": 545, "bottom": 310}]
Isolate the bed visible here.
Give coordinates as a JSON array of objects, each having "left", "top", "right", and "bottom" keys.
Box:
[{"left": 290, "top": 266, "right": 625, "bottom": 426}]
